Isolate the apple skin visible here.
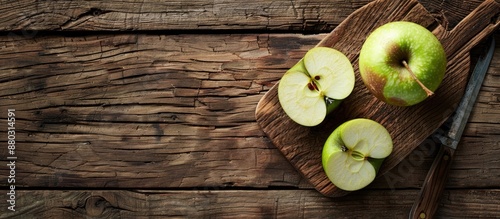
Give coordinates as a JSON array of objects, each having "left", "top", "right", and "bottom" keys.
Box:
[{"left": 359, "top": 21, "right": 447, "bottom": 106}]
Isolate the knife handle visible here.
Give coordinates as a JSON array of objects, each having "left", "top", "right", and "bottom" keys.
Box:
[{"left": 409, "top": 145, "right": 455, "bottom": 219}]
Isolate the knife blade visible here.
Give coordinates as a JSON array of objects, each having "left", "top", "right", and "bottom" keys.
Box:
[{"left": 409, "top": 36, "right": 495, "bottom": 219}]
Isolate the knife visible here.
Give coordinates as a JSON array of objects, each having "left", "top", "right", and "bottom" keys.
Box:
[{"left": 409, "top": 37, "right": 496, "bottom": 219}]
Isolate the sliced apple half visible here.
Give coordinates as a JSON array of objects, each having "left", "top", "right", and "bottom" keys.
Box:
[
  {"left": 322, "top": 118, "right": 393, "bottom": 191},
  {"left": 278, "top": 47, "right": 355, "bottom": 127}
]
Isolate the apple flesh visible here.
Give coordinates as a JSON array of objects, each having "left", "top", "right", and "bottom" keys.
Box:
[
  {"left": 359, "top": 21, "right": 447, "bottom": 106},
  {"left": 278, "top": 47, "right": 355, "bottom": 126},
  {"left": 322, "top": 119, "right": 393, "bottom": 191}
]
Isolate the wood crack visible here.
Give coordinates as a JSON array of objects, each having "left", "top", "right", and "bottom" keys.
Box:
[{"left": 60, "top": 8, "right": 112, "bottom": 30}]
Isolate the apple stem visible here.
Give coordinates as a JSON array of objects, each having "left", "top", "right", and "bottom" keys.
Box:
[{"left": 401, "top": 60, "right": 434, "bottom": 97}]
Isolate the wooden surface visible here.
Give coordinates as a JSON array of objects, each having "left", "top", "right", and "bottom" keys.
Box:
[
  {"left": 0, "top": 0, "right": 498, "bottom": 218},
  {"left": 255, "top": 0, "right": 498, "bottom": 197}
]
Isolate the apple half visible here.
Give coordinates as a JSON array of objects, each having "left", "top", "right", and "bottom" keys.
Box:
[
  {"left": 278, "top": 47, "right": 355, "bottom": 126},
  {"left": 322, "top": 119, "right": 393, "bottom": 191}
]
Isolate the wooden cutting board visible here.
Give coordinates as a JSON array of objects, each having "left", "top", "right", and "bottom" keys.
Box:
[{"left": 255, "top": 0, "right": 499, "bottom": 197}]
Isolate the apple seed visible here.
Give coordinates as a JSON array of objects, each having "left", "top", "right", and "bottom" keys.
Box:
[
  {"left": 307, "top": 83, "right": 315, "bottom": 91},
  {"left": 307, "top": 81, "right": 320, "bottom": 91}
]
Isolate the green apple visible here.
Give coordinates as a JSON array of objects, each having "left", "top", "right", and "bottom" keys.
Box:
[
  {"left": 278, "top": 47, "right": 355, "bottom": 126},
  {"left": 322, "top": 118, "right": 393, "bottom": 191},
  {"left": 359, "top": 21, "right": 447, "bottom": 106}
]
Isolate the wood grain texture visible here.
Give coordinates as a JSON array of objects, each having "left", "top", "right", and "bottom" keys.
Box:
[
  {"left": 0, "top": 0, "right": 487, "bottom": 32},
  {"left": 0, "top": 33, "right": 498, "bottom": 191},
  {"left": 0, "top": 33, "right": 321, "bottom": 189},
  {"left": 255, "top": 0, "right": 499, "bottom": 197},
  {"left": 0, "top": 0, "right": 498, "bottom": 217},
  {"left": 419, "top": 0, "right": 487, "bottom": 30},
  {"left": 0, "top": 0, "right": 372, "bottom": 32},
  {"left": 1, "top": 189, "right": 499, "bottom": 218}
]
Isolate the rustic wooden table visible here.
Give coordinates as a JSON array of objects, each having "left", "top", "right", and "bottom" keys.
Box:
[{"left": 0, "top": 0, "right": 498, "bottom": 218}]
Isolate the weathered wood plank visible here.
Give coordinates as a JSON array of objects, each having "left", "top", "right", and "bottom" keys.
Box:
[
  {"left": 0, "top": 33, "right": 498, "bottom": 190},
  {"left": 372, "top": 136, "right": 500, "bottom": 189},
  {"left": 0, "top": 1, "right": 496, "bottom": 218},
  {"left": 0, "top": 0, "right": 486, "bottom": 32},
  {"left": 0, "top": 0, "right": 372, "bottom": 32},
  {"left": 1, "top": 189, "right": 499, "bottom": 218},
  {"left": 0, "top": 33, "right": 318, "bottom": 189}
]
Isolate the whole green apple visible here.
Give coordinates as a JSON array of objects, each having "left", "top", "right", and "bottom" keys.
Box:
[{"left": 359, "top": 21, "right": 447, "bottom": 106}]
